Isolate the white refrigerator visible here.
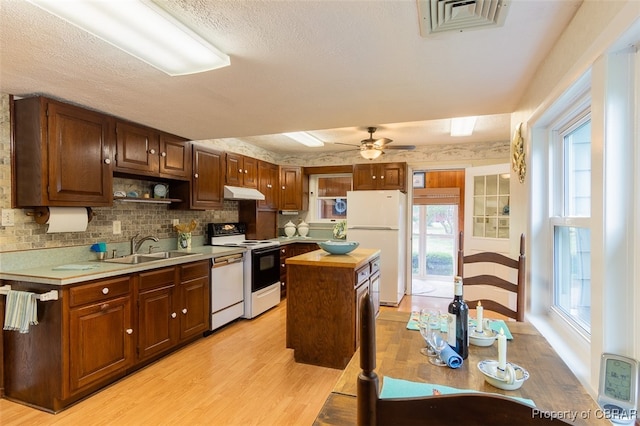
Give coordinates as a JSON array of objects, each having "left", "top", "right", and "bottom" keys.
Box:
[{"left": 346, "top": 190, "right": 407, "bottom": 306}]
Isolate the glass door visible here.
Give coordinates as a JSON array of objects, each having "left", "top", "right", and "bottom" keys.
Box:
[{"left": 412, "top": 204, "right": 457, "bottom": 297}]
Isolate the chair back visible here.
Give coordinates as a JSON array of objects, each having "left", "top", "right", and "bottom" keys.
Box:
[
  {"left": 357, "top": 291, "right": 567, "bottom": 425},
  {"left": 457, "top": 232, "right": 526, "bottom": 321}
]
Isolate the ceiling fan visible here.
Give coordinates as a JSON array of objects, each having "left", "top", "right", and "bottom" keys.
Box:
[{"left": 336, "top": 127, "right": 416, "bottom": 160}]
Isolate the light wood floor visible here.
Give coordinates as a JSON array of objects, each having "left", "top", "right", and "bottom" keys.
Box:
[{"left": 0, "top": 294, "right": 448, "bottom": 426}]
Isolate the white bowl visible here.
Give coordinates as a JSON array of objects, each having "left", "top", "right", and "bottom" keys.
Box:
[
  {"left": 478, "top": 360, "right": 529, "bottom": 391},
  {"left": 469, "top": 329, "right": 497, "bottom": 347}
]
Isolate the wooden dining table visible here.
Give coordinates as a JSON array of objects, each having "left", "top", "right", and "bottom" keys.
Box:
[{"left": 314, "top": 310, "right": 612, "bottom": 426}]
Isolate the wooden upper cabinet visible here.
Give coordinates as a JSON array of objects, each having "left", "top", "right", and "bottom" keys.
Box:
[
  {"left": 190, "top": 144, "right": 224, "bottom": 209},
  {"left": 115, "top": 121, "right": 190, "bottom": 181},
  {"left": 279, "top": 166, "right": 308, "bottom": 211},
  {"left": 13, "top": 96, "right": 114, "bottom": 207},
  {"left": 225, "top": 153, "right": 258, "bottom": 188},
  {"left": 352, "top": 162, "right": 407, "bottom": 192},
  {"left": 257, "top": 160, "right": 279, "bottom": 210}
]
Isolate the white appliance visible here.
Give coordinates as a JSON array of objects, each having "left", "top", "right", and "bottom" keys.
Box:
[
  {"left": 208, "top": 223, "right": 281, "bottom": 320},
  {"left": 210, "top": 252, "right": 245, "bottom": 331},
  {"left": 346, "top": 190, "right": 407, "bottom": 306}
]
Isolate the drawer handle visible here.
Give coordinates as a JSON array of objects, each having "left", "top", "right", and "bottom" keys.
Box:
[
  {"left": 126, "top": 328, "right": 133, "bottom": 335},
  {"left": 171, "top": 312, "right": 177, "bottom": 319},
  {"left": 102, "top": 287, "right": 109, "bottom": 295},
  {"left": 182, "top": 308, "right": 187, "bottom": 314}
]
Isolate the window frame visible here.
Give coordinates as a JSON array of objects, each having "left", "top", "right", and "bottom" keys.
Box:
[{"left": 308, "top": 173, "right": 353, "bottom": 223}]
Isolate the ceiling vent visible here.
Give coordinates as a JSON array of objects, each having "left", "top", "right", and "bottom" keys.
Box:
[{"left": 417, "top": 0, "right": 509, "bottom": 36}]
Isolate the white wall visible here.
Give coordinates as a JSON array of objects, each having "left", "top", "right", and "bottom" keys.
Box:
[{"left": 512, "top": 0, "right": 640, "bottom": 397}]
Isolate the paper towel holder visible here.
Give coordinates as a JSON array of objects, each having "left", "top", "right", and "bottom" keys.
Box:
[{"left": 27, "top": 207, "right": 96, "bottom": 225}]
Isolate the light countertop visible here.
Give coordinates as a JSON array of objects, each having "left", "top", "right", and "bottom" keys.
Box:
[
  {"left": 285, "top": 248, "right": 380, "bottom": 269},
  {"left": 0, "top": 246, "right": 245, "bottom": 286}
]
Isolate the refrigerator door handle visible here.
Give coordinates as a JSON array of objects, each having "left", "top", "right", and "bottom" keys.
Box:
[{"left": 348, "top": 226, "right": 396, "bottom": 230}]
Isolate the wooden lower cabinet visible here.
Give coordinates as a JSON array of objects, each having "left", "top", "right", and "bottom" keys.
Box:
[
  {"left": 279, "top": 243, "right": 319, "bottom": 298},
  {"left": 2, "top": 260, "right": 210, "bottom": 413}
]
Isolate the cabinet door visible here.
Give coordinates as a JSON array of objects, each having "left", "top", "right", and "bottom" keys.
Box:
[
  {"left": 192, "top": 145, "right": 224, "bottom": 209},
  {"left": 115, "top": 121, "right": 159, "bottom": 175},
  {"left": 138, "top": 267, "right": 178, "bottom": 360},
  {"left": 242, "top": 156, "right": 259, "bottom": 189},
  {"left": 225, "top": 153, "right": 243, "bottom": 186},
  {"left": 46, "top": 101, "right": 113, "bottom": 205},
  {"left": 378, "top": 162, "right": 406, "bottom": 191},
  {"left": 352, "top": 164, "right": 377, "bottom": 190},
  {"left": 159, "top": 133, "right": 190, "bottom": 180},
  {"left": 279, "top": 166, "right": 306, "bottom": 210},
  {"left": 179, "top": 275, "right": 209, "bottom": 340},
  {"left": 69, "top": 295, "right": 133, "bottom": 393},
  {"left": 258, "top": 161, "right": 278, "bottom": 210}
]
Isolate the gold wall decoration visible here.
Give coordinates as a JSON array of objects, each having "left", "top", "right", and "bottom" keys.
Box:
[{"left": 512, "top": 122, "right": 526, "bottom": 183}]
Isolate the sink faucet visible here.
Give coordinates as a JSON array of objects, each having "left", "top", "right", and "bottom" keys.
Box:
[{"left": 131, "top": 233, "right": 160, "bottom": 254}]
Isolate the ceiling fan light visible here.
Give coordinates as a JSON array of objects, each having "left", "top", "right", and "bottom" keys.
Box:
[
  {"left": 450, "top": 116, "right": 477, "bottom": 136},
  {"left": 283, "top": 131, "right": 324, "bottom": 147},
  {"left": 360, "top": 147, "right": 383, "bottom": 160}
]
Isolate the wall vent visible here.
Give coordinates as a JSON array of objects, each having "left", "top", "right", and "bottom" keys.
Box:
[{"left": 417, "top": 0, "right": 509, "bottom": 36}]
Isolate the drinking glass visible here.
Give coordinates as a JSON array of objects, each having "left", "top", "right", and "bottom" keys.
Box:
[
  {"left": 418, "top": 309, "right": 439, "bottom": 357},
  {"left": 426, "top": 323, "right": 448, "bottom": 367}
]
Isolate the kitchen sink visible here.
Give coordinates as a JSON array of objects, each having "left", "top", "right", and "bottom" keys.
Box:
[{"left": 104, "top": 251, "right": 200, "bottom": 264}]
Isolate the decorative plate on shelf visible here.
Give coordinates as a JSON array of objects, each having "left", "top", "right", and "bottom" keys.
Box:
[{"left": 153, "top": 184, "right": 168, "bottom": 198}]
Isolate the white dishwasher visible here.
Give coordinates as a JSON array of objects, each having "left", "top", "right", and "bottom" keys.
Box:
[{"left": 210, "top": 252, "right": 245, "bottom": 331}]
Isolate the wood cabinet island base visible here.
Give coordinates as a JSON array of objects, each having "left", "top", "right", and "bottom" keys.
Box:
[{"left": 286, "top": 248, "right": 380, "bottom": 370}]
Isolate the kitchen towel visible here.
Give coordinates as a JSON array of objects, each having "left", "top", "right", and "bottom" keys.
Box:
[
  {"left": 379, "top": 376, "right": 535, "bottom": 407},
  {"left": 3, "top": 290, "right": 38, "bottom": 333},
  {"left": 46, "top": 207, "right": 88, "bottom": 233}
]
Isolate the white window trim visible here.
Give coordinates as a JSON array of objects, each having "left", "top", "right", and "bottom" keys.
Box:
[{"left": 308, "top": 173, "right": 352, "bottom": 223}]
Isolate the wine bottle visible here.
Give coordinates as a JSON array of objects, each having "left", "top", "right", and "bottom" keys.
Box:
[{"left": 447, "top": 276, "right": 469, "bottom": 359}]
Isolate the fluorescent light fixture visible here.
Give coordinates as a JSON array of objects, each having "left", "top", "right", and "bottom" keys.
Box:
[
  {"left": 283, "top": 132, "right": 324, "bottom": 147},
  {"left": 450, "top": 116, "right": 477, "bottom": 136},
  {"left": 360, "top": 147, "right": 383, "bottom": 160},
  {"left": 27, "top": 0, "right": 230, "bottom": 76}
]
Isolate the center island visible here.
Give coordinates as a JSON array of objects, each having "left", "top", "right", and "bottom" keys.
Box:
[{"left": 285, "top": 248, "right": 381, "bottom": 369}]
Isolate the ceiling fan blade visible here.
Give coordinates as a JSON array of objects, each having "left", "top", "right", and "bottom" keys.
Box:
[
  {"left": 384, "top": 145, "right": 416, "bottom": 150},
  {"left": 333, "top": 142, "right": 360, "bottom": 147}
]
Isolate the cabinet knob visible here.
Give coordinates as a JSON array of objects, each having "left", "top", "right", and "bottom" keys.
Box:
[
  {"left": 171, "top": 312, "right": 177, "bottom": 319},
  {"left": 100, "top": 303, "right": 109, "bottom": 310},
  {"left": 161, "top": 151, "right": 167, "bottom": 157},
  {"left": 194, "top": 173, "right": 199, "bottom": 178},
  {"left": 126, "top": 328, "right": 133, "bottom": 335},
  {"left": 238, "top": 168, "right": 243, "bottom": 173},
  {"left": 372, "top": 176, "right": 376, "bottom": 179},
  {"left": 244, "top": 169, "right": 248, "bottom": 173},
  {"left": 380, "top": 176, "right": 384, "bottom": 179},
  {"left": 102, "top": 287, "right": 109, "bottom": 295},
  {"left": 149, "top": 148, "right": 156, "bottom": 155},
  {"left": 281, "top": 263, "right": 285, "bottom": 268},
  {"left": 182, "top": 308, "right": 187, "bottom": 314},
  {"left": 282, "top": 186, "right": 285, "bottom": 190},
  {"left": 104, "top": 158, "right": 111, "bottom": 165}
]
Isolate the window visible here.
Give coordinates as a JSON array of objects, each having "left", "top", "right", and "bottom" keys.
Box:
[
  {"left": 309, "top": 174, "right": 352, "bottom": 222},
  {"left": 472, "top": 173, "right": 510, "bottom": 238},
  {"left": 551, "top": 108, "right": 592, "bottom": 334}
]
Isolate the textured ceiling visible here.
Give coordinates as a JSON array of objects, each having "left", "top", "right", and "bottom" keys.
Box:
[{"left": 0, "top": 0, "right": 582, "bottom": 154}]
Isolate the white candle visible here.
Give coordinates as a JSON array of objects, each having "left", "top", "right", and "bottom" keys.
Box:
[
  {"left": 476, "top": 301, "right": 483, "bottom": 333},
  {"left": 498, "top": 328, "right": 507, "bottom": 371}
]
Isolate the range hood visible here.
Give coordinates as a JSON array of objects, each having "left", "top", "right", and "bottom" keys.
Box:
[{"left": 223, "top": 185, "right": 265, "bottom": 200}]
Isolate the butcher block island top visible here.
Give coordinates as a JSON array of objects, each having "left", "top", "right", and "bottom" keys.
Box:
[
  {"left": 285, "top": 248, "right": 379, "bottom": 268},
  {"left": 286, "top": 248, "right": 381, "bottom": 369}
]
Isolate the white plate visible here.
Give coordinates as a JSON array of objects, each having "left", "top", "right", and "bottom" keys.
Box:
[
  {"left": 478, "top": 359, "right": 529, "bottom": 390},
  {"left": 470, "top": 329, "right": 497, "bottom": 347}
]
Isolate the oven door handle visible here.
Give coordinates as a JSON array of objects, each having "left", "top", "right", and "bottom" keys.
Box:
[
  {"left": 213, "top": 254, "right": 244, "bottom": 266},
  {"left": 250, "top": 246, "right": 280, "bottom": 255}
]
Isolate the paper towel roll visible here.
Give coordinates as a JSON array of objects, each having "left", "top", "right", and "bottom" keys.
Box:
[{"left": 46, "top": 207, "right": 89, "bottom": 233}]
